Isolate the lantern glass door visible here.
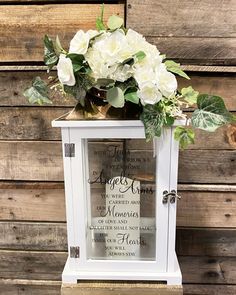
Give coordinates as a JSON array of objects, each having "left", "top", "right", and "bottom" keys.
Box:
[{"left": 85, "top": 139, "right": 156, "bottom": 261}]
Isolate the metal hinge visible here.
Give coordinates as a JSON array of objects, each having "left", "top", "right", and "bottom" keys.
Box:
[
  {"left": 64, "top": 143, "right": 75, "bottom": 157},
  {"left": 162, "top": 190, "right": 181, "bottom": 204},
  {"left": 70, "top": 246, "right": 80, "bottom": 258}
]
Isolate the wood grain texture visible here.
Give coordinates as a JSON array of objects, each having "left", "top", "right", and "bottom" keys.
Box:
[
  {"left": 61, "top": 282, "right": 183, "bottom": 295},
  {"left": 127, "top": 0, "right": 236, "bottom": 65},
  {"left": 1, "top": 281, "right": 236, "bottom": 295},
  {"left": 0, "top": 4, "right": 124, "bottom": 62},
  {"left": 0, "top": 141, "right": 62, "bottom": 181},
  {"left": 0, "top": 107, "right": 69, "bottom": 140},
  {"left": 0, "top": 70, "right": 75, "bottom": 106},
  {"left": 183, "top": 284, "right": 236, "bottom": 295},
  {"left": 0, "top": 141, "right": 235, "bottom": 182},
  {"left": 0, "top": 250, "right": 66, "bottom": 280},
  {"left": 178, "top": 74, "right": 236, "bottom": 111},
  {"left": 176, "top": 228, "right": 236, "bottom": 257},
  {"left": 0, "top": 250, "right": 236, "bottom": 284},
  {"left": 1, "top": 221, "right": 236, "bottom": 256},
  {"left": 177, "top": 190, "right": 236, "bottom": 227},
  {"left": 147, "top": 37, "right": 236, "bottom": 66},
  {"left": 180, "top": 256, "right": 236, "bottom": 284},
  {"left": 178, "top": 150, "right": 236, "bottom": 184},
  {"left": 1, "top": 183, "right": 236, "bottom": 227},
  {"left": 0, "top": 187, "right": 66, "bottom": 221},
  {"left": 0, "top": 222, "right": 67, "bottom": 250},
  {"left": 1, "top": 108, "right": 236, "bottom": 148},
  {"left": 1, "top": 70, "right": 236, "bottom": 109},
  {"left": 0, "top": 279, "right": 61, "bottom": 295},
  {"left": 127, "top": 0, "right": 236, "bottom": 38}
]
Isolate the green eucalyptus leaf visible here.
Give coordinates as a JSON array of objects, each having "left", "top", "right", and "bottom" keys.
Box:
[
  {"left": 44, "top": 35, "right": 58, "bottom": 69},
  {"left": 174, "top": 126, "right": 195, "bottom": 149},
  {"left": 181, "top": 86, "right": 199, "bottom": 105},
  {"left": 116, "top": 78, "right": 137, "bottom": 93},
  {"left": 191, "top": 94, "right": 234, "bottom": 132},
  {"left": 54, "top": 35, "right": 66, "bottom": 55},
  {"left": 96, "top": 4, "right": 106, "bottom": 31},
  {"left": 107, "top": 15, "right": 124, "bottom": 30},
  {"left": 96, "top": 78, "right": 115, "bottom": 88},
  {"left": 134, "top": 51, "right": 146, "bottom": 61},
  {"left": 23, "top": 77, "right": 52, "bottom": 105},
  {"left": 165, "top": 60, "right": 190, "bottom": 80},
  {"left": 96, "top": 18, "right": 106, "bottom": 31},
  {"left": 107, "top": 87, "right": 125, "bottom": 108},
  {"left": 140, "top": 105, "right": 165, "bottom": 141},
  {"left": 124, "top": 91, "right": 139, "bottom": 104}
]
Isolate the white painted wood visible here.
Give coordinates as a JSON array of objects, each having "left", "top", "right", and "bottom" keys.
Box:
[
  {"left": 61, "top": 128, "right": 76, "bottom": 271},
  {"left": 167, "top": 128, "right": 180, "bottom": 273},
  {"left": 54, "top": 120, "right": 182, "bottom": 285},
  {"left": 155, "top": 129, "right": 172, "bottom": 272},
  {"left": 62, "top": 255, "right": 182, "bottom": 284},
  {"left": 69, "top": 134, "right": 88, "bottom": 270},
  {"left": 52, "top": 118, "right": 187, "bottom": 128}
]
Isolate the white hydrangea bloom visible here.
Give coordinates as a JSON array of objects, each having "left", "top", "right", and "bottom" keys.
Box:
[{"left": 57, "top": 54, "right": 75, "bottom": 86}]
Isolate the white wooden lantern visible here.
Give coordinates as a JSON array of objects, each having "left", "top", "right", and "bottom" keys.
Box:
[{"left": 52, "top": 118, "right": 183, "bottom": 285}]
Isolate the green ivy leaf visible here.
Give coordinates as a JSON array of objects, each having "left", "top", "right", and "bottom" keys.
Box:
[
  {"left": 67, "top": 53, "right": 85, "bottom": 73},
  {"left": 44, "top": 35, "right": 58, "bottom": 69},
  {"left": 23, "top": 77, "right": 52, "bottom": 105},
  {"left": 174, "top": 126, "right": 195, "bottom": 149},
  {"left": 107, "top": 87, "right": 125, "bottom": 108},
  {"left": 165, "top": 60, "right": 190, "bottom": 80},
  {"left": 67, "top": 53, "right": 84, "bottom": 64},
  {"left": 191, "top": 94, "right": 235, "bottom": 132},
  {"left": 181, "top": 86, "right": 199, "bottom": 105},
  {"left": 124, "top": 90, "right": 139, "bottom": 104},
  {"left": 96, "top": 4, "right": 106, "bottom": 31},
  {"left": 164, "top": 114, "right": 175, "bottom": 127},
  {"left": 140, "top": 105, "right": 165, "bottom": 141},
  {"left": 107, "top": 15, "right": 124, "bottom": 30}
]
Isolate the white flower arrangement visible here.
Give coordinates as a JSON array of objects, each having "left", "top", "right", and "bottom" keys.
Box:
[{"left": 24, "top": 6, "right": 235, "bottom": 148}]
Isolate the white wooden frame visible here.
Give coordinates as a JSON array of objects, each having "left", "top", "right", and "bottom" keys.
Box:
[{"left": 52, "top": 119, "right": 183, "bottom": 285}]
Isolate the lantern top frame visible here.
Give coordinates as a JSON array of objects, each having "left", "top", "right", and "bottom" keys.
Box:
[{"left": 52, "top": 114, "right": 187, "bottom": 139}]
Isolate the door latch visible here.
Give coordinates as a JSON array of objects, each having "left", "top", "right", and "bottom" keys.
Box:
[{"left": 162, "top": 190, "right": 181, "bottom": 204}]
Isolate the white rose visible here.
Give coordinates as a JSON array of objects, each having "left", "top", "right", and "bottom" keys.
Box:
[
  {"left": 134, "top": 65, "right": 157, "bottom": 86},
  {"left": 158, "top": 64, "right": 177, "bottom": 98},
  {"left": 137, "top": 82, "right": 162, "bottom": 105},
  {"left": 69, "top": 30, "right": 90, "bottom": 55},
  {"left": 57, "top": 54, "right": 75, "bottom": 86}
]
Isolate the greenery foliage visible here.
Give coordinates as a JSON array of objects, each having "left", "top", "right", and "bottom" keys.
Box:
[{"left": 23, "top": 6, "right": 235, "bottom": 148}]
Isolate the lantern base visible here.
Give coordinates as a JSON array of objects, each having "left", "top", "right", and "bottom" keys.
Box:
[{"left": 62, "top": 253, "right": 182, "bottom": 286}]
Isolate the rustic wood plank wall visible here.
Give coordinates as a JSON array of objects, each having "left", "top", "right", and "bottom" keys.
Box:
[{"left": 0, "top": 0, "right": 235, "bottom": 294}]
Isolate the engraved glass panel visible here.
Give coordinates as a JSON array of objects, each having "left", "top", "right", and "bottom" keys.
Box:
[{"left": 86, "top": 139, "right": 156, "bottom": 261}]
